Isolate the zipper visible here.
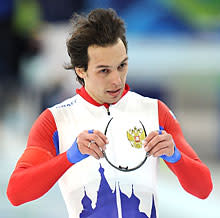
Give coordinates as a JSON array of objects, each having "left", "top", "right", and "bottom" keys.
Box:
[
  {"left": 106, "top": 107, "right": 110, "bottom": 116},
  {"left": 105, "top": 105, "right": 123, "bottom": 217}
]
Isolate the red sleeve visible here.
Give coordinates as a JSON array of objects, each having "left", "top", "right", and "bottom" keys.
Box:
[
  {"left": 7, "top": 109, "right": 73, "bottom": 206},
  {"left": 158, "top": 100, "right": 213, "bottom": 199}
]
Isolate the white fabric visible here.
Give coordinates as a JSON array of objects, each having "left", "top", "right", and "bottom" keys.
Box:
[{"left": 49, "top": 91, "right": 159, "bottom": 218}]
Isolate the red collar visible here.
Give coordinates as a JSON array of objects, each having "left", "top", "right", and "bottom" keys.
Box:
[{"left": 76, "top": 84, "right": 130, "bottom": 108}]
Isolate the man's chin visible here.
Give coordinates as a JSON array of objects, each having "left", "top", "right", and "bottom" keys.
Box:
[{"left": 106, "top": 95, "right": 122, "bottom": 104}]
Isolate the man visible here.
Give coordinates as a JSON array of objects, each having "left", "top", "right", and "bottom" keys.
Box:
[{"left": 7, "top": 8, "right": 212, "bottom": 218}]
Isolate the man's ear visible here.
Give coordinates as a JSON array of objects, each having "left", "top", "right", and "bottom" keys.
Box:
[{"left": 75, "top": 67, "right": 87, "bottom": 79}]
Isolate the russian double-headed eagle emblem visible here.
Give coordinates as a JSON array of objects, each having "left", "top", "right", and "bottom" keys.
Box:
[{"left": 126, "top": 127, "right": 146, "bottom": 149}]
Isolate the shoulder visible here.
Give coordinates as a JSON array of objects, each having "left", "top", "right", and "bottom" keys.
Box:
[
  {"left": 27, "top": 108, "right": 58, "bottom": 156},
  {"left": 157, "top": 99, "right": 178, "bottom": 129},
  {"left": 48, "top": 94, "right": 81, "bottom": 117},
  {"left": 50, "top": 95, "right": 79, "bottom": 111},
  {"left": 119, "top": 91, "right": 159, "bottom": 116},
  {"left": 126, "top": 90, "right": 158, "bottom": 104},
  {"left": 32, "top": 108, "right": 56, "bottom": 129},
  {"left": 125, "top": 91, "right": 177, "bottom": 125}
]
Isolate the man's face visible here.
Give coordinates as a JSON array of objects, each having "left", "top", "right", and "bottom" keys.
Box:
[{"left": 76, "top": 39, "right": 128, "bottom": 104}]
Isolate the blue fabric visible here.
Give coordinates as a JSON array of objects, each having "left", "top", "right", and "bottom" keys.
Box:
[
  {"left": 88, "top": 129, "right": 94, "bottom": 134},
  {"left": 160, "top": 145, "right": 181, "bottom": 163},
  {"left": 80, "top": 164, "right": 156, "bottom": 218},
  {"left": 67, "top": 139, "right": 89, "bottom": 164},
  {"left": 157, "top": 129, "right": 162, "bottom": 135},
  {"left": 66, "top": 129, "right": 94, "bottom": 163},
  {"left": 159, "top": 126, "right": 164, "bottom": 131},
  {"left": 52, "top": 130, "right": 60, "bottom": 155},
  {"left": 159, "top": 126, "right": 181, "bottom": 163}
]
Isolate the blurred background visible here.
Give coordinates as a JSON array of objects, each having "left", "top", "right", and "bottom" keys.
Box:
[{"left": 0, "top": 0, "right": 220, "bottom": 217}]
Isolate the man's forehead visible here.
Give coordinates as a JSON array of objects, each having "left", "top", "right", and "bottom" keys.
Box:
[{"left": 88, "top": 40, "right": 127, "bottom": 67}]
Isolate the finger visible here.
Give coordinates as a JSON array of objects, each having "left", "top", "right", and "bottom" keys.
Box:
[
  {"left": 145, "top": 132, "right": 167, "bottom": 152},
  {"left": 151, "top": 146, "right": 170, "bottom": 157},
  {"left": 88, "top": 141, "right": 104, "bottom": 158},
  {"left": 93, "top": 130, "right": 109, "bottom": 144},
  {"left": 78, "top": 139, "right": 103, "bottom": 159},
  {"left": 77, "top": 130, "right": 108, "bottom": 156},
  {"left": 147, "top": 141, "right": 169, "bottom": 156},
  {"left": 87, "top": 134, "right": 106, "bottom": 151},
  {"left": 82, "top": 146, "right": 100, "bottom": 159},
  {"left": 144, "top": 130, "right": 165, "bottom": 146}
]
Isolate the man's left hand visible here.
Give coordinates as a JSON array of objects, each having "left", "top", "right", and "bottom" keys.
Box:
[{"left": 143, "top": 130, "right": 174, "bottom": 157}]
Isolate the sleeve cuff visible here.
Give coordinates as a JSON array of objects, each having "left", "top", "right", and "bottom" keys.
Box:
[
  {"left": 160, "top": 145, "right": 181, "bottom": 163},
  {"left": 66, "top": 139, "right": 89, "bottom": 164}
]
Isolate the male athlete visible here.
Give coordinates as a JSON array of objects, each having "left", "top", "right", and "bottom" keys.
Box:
[{"left": 7, "top": 8, "right": 213, "bottom": 218}]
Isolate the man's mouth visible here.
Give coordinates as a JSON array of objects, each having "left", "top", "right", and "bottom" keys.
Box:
[{"left": 107, "top": 88, "right": 122, "bottom": 97}]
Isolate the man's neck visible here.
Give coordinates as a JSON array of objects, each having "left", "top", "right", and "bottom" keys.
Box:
[{"left": 76, "top": 84, "right": 130, "bottom": 108}]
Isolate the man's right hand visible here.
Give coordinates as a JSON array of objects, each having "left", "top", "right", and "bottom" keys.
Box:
[
  {"left": 66, "top": 130, "right": 109, "bottom": 164},
  {"left": 77, "top": 130, "right": 109, "bottom": 159}
]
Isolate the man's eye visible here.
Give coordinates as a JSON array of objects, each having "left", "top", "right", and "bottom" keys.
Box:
[
  {"left": 100, "top": 69, "right": 109, "bottom": 73},
  {"left": 118, "top": 63, "right": 127, "bottom": 70}
]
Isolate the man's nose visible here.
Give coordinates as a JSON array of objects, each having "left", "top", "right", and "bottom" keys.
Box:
[{"left": 111, "top": 70, "right": 122, "bottom": 86}]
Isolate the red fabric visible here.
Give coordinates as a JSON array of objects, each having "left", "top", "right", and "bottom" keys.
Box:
[
  {"left": 7, "top": 109, "right": 73, "bottom": 206},
  {"left": 158, "top": 100, "right": 213, "bottom": 199},
  {"left": 26, "top": 108, "right": 57, "bottom": 158},
  {"left": 76, "top": 83, "right": 130, "bottom": 108},
  {"left": 7, "top": 91, "right": 213, "bottom": 207},
  {"left": 7, "top": 152, "right": 72, "bottom": 206}
]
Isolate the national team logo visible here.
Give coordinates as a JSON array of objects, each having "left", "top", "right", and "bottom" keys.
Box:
[{"left": 126, "top": 127, "right": 146, "bottom": 149}]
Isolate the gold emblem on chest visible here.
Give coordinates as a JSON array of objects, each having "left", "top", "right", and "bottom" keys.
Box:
[{"left": 126, "top": 127, "right": 146, "bottom": 149}]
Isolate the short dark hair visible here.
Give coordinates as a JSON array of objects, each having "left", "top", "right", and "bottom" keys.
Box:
[{"left": 65, "top": 8, "right": 128, "bottom": 85}]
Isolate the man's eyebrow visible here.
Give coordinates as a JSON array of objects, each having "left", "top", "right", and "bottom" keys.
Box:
[
  {"left": 121, "top": 57, "right": 128, "bottom": 63},
  {"left": 96, "top": 57, "right": 128, "bottom": 69}
]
